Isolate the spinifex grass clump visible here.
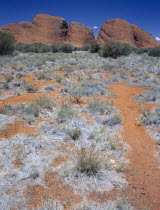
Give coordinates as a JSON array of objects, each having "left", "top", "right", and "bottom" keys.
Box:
[
  {"left": 68, "top": 83, "right": 84, "bottom": 104},
  {"left": 4, "top": 74, "right": 14, "bottom": 82},
  {"left": 88, "top": 97, "right": 114, "bottom": 114},
  {"left": 76, "top": 146, "right": 103, "bottom": 176},
  {"left": 8, "top": 95, "right": 55, "bottom": 118},
  {"left": 35, "top": 72, "right": 51, "bottom": 80},
  {"left": 57, "top": 101, "right": 76, "bottom": 123},
  {"left": 32, "top": 94, "right": 55, "bottom": 113},
  {"left": 139, "top": 107, "right": 160, "bottom": 125},
  {"left": 24, "top": 82, "right": 38, "bottom": 92},
  {"left": 69, "top": 127, "right": 81, "bottom": 140}
]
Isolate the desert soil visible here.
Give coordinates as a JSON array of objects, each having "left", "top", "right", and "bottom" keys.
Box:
[{"left": 110, "top": 83, "right": 160, "bottom": 210}]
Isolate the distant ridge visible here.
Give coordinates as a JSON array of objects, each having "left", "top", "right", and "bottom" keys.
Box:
[{"left": 0, "top": 14, "right": 159, "bottom": 48}]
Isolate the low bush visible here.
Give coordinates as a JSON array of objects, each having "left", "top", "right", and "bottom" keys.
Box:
[
  {"left": 50, "top": 44, "right": 59, "bottom": 53},
  {"left": 148, "top": 47, "right": 160, "bottom": 57},
  {"left": 35, "top": 72, "right": 51, "bottom": 80},
  {"left": 69, "top": 127, "right": 81, "bottom": 140},
  {"left": 3, "top": 82, "right": 9, "bottom": 89},
  {"left": 90, "top": 43, "right": 100, "bottom": 53},
  {"left": 139, "top": 107, "right": 160, "bottom": 125},
  {"left": 99, "top": 41, "right": 131, "bottom": 59},
  {"left": 55, "top": 75, "right": 63, "bottom": 83},
  {"left": 24, "top": 82, "right": 38, "bottom": 92},
  {"left": 39, "top": 45, "right": 52, "bottom": 53},
  {"left": 76, "top": 146, "right": 103, "bottom": 176},
  {"left": 132, "top": 47, "right": 150, "bottom": 54},
  {"left": 32, "top": 95, "right": 55, "bottom": 113},
  {"left": 100, "top": 113, "right": 122, "bottom": 126},
  {"left": 15, "top": 43, "right": 31, "bottom": 53},
  {"left": 80, "top": 81, "right": 106, "bottom": 96},
  {"left": 57, "top": 102, "right": 76, "bottom": 123},
  {"left": 88, "top": 97, "right": 113, "bottom": 114},
  {"left": 16, "top": 43, "right": 52, "bottom": 53},
  {"left": 16, "top": 43, "right": 76, "bottom": 53},
  {"left": 136, "top": 91, "right": 160, "bottom": 104},
  {"left": 17, "top": 103, "right": 38, "bottom": 117},
  {"left": 0, "top": 32, "right": 16, "bottom": 55},
  {"left": 16, "top": 95, "right": 55, "bottom": 117},
  {"left": 68, "top": 83, "right": 84, "bottom": 103},
  {"left": 59, "top": 44, "right": 74, "bottom": 53},
  {"left": 80, "top": 45, "right": 90, "bottom": 51},
  {"left": 4, "top": 74, "right": 14, "bottom": 82}
]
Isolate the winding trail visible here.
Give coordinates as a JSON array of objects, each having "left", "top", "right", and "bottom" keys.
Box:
[{"left": 110, "top": 83, "right": 160, "bottom": 210}]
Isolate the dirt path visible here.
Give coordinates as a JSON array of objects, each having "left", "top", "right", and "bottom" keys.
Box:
[{"left": 110, "top": 83, "right": 160, "bottom": 210}]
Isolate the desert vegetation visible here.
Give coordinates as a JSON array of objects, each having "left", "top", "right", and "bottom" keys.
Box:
[
  {"left": 0, "top": 31, "right": 15, "bottom": 55},
  {"left": 0, "top": 35, "right": 160, "bottom": 209}
]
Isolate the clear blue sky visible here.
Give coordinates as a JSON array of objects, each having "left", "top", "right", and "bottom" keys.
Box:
[{"left": 0, "top": 0, "right": 159, "bottom": 38}]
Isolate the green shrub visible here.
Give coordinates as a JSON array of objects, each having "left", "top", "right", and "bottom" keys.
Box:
[
  {"left": 132, "top": 47, "right": 144, "bottom": 54},
  {"left": 59, "top": 44, "right": 73, "bottom": 53},
  {"left": 15, "top": 43, "right": 76, "bottom": 53},
  {"left": 148, "top": 47, "right": 160, "bottom": 57},
  {"left": 15, "top": 43, "right": 52, "bottom": 53},
  {"left": 0, "top": 32, "right": 16, "bottom": 55},
  {"left": 15, "top": 43, "right": 38, "bottom": 53},
  {"left": 27, "top": 43, "right": 40, "bottom": 53},
  {"left": 80, "top": 45, "right": 90, "bottom": 51},
  {"left": 90, "top": 43, "right": 100, "bottom": 53},
  {"left": 99, "top": 41, "right": 131, "bottom": 59},
  {"left": 15, "top": 43, "right": 30, "bottom": 53},
  {"left": 132, "top": 47, "right": 150, "bottom": 54},
  {"left": 39, "top": 44, "right": 52, "bottom": 53},
  {"left": 50, "top": 44, "right": 59, "bottom": 53}
]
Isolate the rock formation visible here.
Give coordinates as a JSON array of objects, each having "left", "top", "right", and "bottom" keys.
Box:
[
  {"left": 0, "top": 14, "right": 95, "bottom": 47},
  {"left": 130, "top": 24, "right": 159, "bottom": 48},
  {"left": 97, "top": 19, "right": 135, "bottom": 46},
  {"left": 0, "top": 15, "right": 159, "bottom": 48},
  {"left": 66, "top": 22, "right": 95, "bottom": 47},
  {"left": 97, "top": 18, "right": 159, "bottom": 48}
]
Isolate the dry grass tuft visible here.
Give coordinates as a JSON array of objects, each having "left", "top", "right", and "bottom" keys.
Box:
[
  {"left": 69, "top": 127, "right": 81, "bottom": 140},
  {"left": 32, "top": 94, "right": 55, "bottom": 112},
  {"left": 76, "top": 146, "right": 103, "bottom": 176},
  {"left": 24, "top": 81, "right": 38, "bottom": 92}
]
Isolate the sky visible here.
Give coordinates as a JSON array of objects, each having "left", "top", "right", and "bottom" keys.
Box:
[{"left": 0, "top": 0, "right": 160, "bottom": 39}]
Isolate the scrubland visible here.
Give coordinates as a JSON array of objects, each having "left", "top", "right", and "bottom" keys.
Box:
[{"left": 0, "top": 51, "right": 160, "bottom": 209}]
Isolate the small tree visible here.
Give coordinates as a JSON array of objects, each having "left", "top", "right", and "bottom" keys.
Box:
[
  {"left": 99, "top": 41, "right": 131, "bottom": 59},
  {"left": 90, "top": 43, "right": 100, "bottom": 53},
  {"left": 0, "top": 32, "right": 16, "bottom": 55}
]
